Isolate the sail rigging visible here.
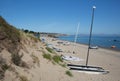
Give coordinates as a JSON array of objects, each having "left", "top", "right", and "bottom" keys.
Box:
[
  {"left": 72, "top": 23, "right": 80, "bottom": 54},
  {"left": 67, "top": 6, "right": 109, "bottom": 74}
]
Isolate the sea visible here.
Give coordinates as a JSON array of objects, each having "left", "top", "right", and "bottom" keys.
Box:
[{"left": 58, "top": 35, "right": 120, "bottom": 50}]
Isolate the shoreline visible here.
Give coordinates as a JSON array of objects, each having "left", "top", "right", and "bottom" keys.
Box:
[
  {"left": 57, "top": 38, "right": 120, "bottom": 52},
  {"left": 77, "top": 42, "right": 120, "bottom": 52}
]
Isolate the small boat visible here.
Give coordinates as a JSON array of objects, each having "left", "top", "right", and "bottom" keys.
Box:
[
  {"left": 89, "top": 46, "right": 98, "bottom": 49},
  {"left": 53, "top": 47, "right": 62, "bottom": 52},
  {"left": 67, "top": 64, "right": 109, "bottom": 74},
  {"left": 67, "top": 6, "right": 109, "bottom": 74},
  {"left": 111, "top": 45, "right": 116, "bottom": 48},
  {"left": 61, "top": 55, "right": 83, "bottom": 61}
]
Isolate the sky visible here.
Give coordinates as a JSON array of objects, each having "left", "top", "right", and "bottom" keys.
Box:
[{"left": 0, "top": 0, "right": 120, "bottom": 35}]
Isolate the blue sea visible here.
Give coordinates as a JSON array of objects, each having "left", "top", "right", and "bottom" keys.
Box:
[{"left": 58, "top": 35, "right": 120, "bottom": 50}]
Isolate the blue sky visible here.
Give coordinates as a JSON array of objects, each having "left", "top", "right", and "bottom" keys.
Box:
[{"left": 0, "top": 0, "right": 120, "bottom": 35}]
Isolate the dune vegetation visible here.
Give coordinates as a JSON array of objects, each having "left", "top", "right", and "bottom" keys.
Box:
[{"left": 0, "top": 16, "right": 72, "bottom": 81}]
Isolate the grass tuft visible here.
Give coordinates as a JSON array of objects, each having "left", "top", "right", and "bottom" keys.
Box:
[
  {"left": 42, "top": 53, "right": 52, "bottom": 61},
  {"left": 46, "top": 47, "right": 54, "bottom": 53},
  {"left": 65, "top": 70, "right": 73, "bottom": 77},
  {"left": 27, "top": 34, "right": 39, "bottom": 42},
  {"left": 59, "top": 63, "right": 66, "bottom": 68},
  {"left": 31, "top": 54, "right": 40, "bottom": 66},
  {"left": 52, "top": 55, "right": 63, "bottom": 64}
]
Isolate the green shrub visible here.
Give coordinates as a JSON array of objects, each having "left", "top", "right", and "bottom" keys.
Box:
[
  {"left": 42, "top": 53, "right": 52, "bottom": 61},
  {"left": 59, "top": 63, "right": 66, "bottom": 68},
  {"left": 65, "top": 70, "right": 73, "bottom": 77},
  {"left": 52, "top": 55, "right": 63, "bottom": 64},
  {"left": 0, "top": 19, "right": 21, "bottom": 43},
  {"left": 46, "top": 47, "right": 53, "bottom": 53}
]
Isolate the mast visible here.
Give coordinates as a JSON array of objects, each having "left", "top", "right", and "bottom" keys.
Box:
[
  {"left": 86, "top": 6, "right": 96, "bottom": 66},
  {"left": 72, "top": 23, "right": 80, "bottom": 54}
]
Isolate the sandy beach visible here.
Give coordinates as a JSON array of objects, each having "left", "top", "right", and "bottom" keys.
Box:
[
  {"left": 1, "top": 0, "right": 120, "bottom": 81},
  {"left": 1, "top": 36, "right": 120, "bottom": 81},
  {"left": 41, "top": 37, "right": 120, "bottom": 81}
]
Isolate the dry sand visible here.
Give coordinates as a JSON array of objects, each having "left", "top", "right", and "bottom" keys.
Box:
[{"left": 42, "top": 37, "right": 120, "bottom": 81}]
